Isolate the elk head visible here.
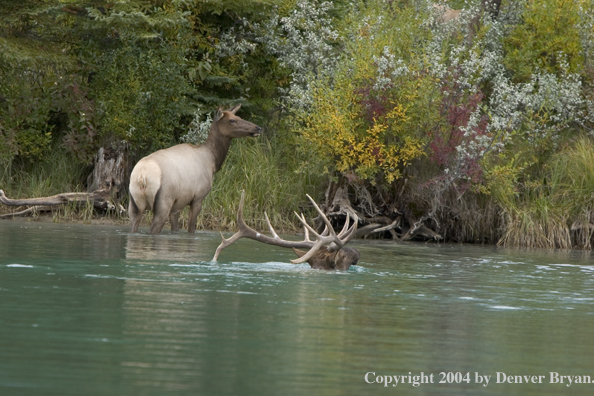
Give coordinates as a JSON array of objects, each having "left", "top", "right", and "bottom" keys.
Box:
[
  {"left": 215, "top": 104, "right": 262, "bottom": 138},
  {"left": 212, "top": 192, "right": 360, "bottom": 271}
]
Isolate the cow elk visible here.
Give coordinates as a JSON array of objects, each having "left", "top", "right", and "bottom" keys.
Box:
[
  {"left": 213, "top": 191, "right": 361, "bottom": 271},
  {"left": 129, "top": 104, "right": 262, "bottom": 233}
]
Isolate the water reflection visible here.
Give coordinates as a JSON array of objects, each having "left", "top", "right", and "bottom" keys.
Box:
[{"left": 125, "top": 232, "right": 216, "bottom": 263}]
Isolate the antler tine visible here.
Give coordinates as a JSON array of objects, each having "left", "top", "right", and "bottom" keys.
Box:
[
  {"left": 294, "top": 211, "right": 320, "bottom": 238},
  {"left": 337, "top": 213, "right": 351, "bottom": 238},
  {"left": 338, "top": 211, "right": 359, "bottom": 239},
  {"left": 236, "top": 190, "right": 247, "bottom": 226},
  {"left": 305, "top": 194, "right": 335, "bottom": 234},
  {"left": 340, "top": 213, "right": 358, "bottom": 244},
  {"left": 264, "top": 212, "right": 280, "bottom": 239},
  {"left": 305, "top": 194, "right": 347, "bottom": 250},
  {"left": 212, "top": 190, "right": 250, "bottom": 260},
  {"left": 301, "top": 220, "right": 313, "bottom": 242},
  {"left": 213, "top": 231, "right": 243, "bottom": 261}
]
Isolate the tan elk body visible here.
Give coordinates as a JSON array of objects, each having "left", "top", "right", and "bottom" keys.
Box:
[
  {"left": 129, "top": 105, "right": 261, "bottom": 233},
  {"left": 433, "top": 4, "right": 461, "bottom": 23}
]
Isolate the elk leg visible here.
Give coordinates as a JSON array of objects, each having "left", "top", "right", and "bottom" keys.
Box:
[
  {"left": 149, "top": 214, "right": 168, "bottom": 234},
  {"left": 129, "top": 196, "right": 145, "bottom": 233},
  {"left": 170, "top": 211, "right": 180, "bottom": 232},
  {"left": 187, "top": 200, "right": 203, "bottom": 233},
  {"left": 149, "top": 199, "right": 172, "bottom": 234}
]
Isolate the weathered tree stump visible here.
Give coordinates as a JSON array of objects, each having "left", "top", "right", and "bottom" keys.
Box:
[
  {"left": 0, "top": 145, "right": 128, "bottom": 218},
  {"left": 87, "top": 145, "right": 128, "bottom": 205}
]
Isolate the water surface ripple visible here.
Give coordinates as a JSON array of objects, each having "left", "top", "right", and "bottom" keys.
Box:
[{"left": 1, "top": 221, "right": 593, "bottom": 395}]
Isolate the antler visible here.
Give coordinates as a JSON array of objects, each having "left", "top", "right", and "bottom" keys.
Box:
[
  {"left": 212, "top": 191, "right": 358, "bottom": 264},
  {"left": 291, "top": 194, "right": 358, "bottom": 264}
]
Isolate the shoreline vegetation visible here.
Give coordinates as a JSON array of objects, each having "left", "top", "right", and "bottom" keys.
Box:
[{"left": 2, "top": 0, "right": 594, "bottom": 249}]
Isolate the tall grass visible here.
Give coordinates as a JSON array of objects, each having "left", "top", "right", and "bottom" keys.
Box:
[
  {"left": 549, "top": 137, "right": 594, "bottom": 248},
  {"left": 498, "top": 197, "right": 572, "bottom": 249},
  {"left": 0, "top": 149, "right": 87, "bottom": 200},
  {"left": 194, "top": 137, "right": 323, "bottom": 232},
  {"left": 0, "top": 148, "right": 91, "bottom": 218},
  {"left": 496, "top": 137, "right": 594, "bottom": 249}
]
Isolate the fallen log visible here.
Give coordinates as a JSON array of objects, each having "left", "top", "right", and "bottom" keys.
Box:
[
  {"left": 355, "top": 223, "right": 383, "bottom": 238},
  {"left": 0, "top": 189, "right": 113, "bottom": 211},
  {"left": 0, "top": 205, "right": 52, "bottom": 219}
]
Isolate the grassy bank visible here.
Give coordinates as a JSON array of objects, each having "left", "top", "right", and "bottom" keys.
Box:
[
  {"left": 4, "top": 136, "right": 594, "bottom": 251},
  {"left": 495, "top": 137, "right": 594, "bottom": 249}
]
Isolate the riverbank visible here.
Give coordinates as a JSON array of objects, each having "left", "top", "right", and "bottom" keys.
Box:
[
  {"left": 0, "top": 207, "right": 297, "bottom": 234},
  {"left": 3, "top": 1, "right": 594, "bottom": 251}
]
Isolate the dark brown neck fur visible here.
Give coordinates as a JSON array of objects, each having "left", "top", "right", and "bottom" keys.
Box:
[
  {"left": 292, "top": 247, "right": 360, "bottom": 271},
  {"left": 203, "top": 122, "right": 233, "bottom": 172}
]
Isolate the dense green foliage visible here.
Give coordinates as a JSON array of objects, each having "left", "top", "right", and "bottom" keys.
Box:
[
  {"left": 503, "top": 0, "right": 583, "bottom": 82},
  {"left": 296, "top": 6, "right": 440, "bottom": 183},
  {"left": 2, "top": 0, "right": 594, "bottom": 248}
]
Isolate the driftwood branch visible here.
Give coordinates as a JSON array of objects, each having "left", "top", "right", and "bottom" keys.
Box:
[
  {"left": 323, "top": 181, "right": 444, "bottom": 242},
  {"left": 355, "top": 223, "right": 383, "bottom": 238},
  {"left": 372, "top": 218, "right": 401, "bottom": 234},
  {"left": 1, "top": 145, "right": 128, "bottom": 220},
  {"left": 0, "top": 205, "right": 53, "bottom": 219},
  {"left": 401, "top": 215, "right": 443, "bottom": 241},
  {"left": 0, "top": 188, "right": 113, "bottom": 214}
]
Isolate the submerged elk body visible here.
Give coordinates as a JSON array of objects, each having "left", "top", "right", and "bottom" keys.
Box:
[
  {"left": 292, "top": 246, "right": 361, "bottom": 271},
  {"left": 129, "top": 105, "right": 261, "bottom": 233},
  {"left": 213, "top": 192, "right": 360, "bottom": 271}
]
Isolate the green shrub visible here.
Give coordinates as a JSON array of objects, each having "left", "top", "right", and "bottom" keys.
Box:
[
  {"left": 292, "top": 3, "right": 440, "bottom": 184},
  {"left": 503, "top": 0, "right": 584, "bottom": 82}
]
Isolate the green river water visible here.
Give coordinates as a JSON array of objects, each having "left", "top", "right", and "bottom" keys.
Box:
[{"left": 0, "top": 220, "right": 593, "bottom": 395}]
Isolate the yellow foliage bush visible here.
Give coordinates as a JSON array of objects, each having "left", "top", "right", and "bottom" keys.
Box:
[{"left": 296, "top": 7, "right": 441, "bottom": 184}]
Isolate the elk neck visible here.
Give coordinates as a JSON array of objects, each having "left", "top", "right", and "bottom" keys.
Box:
[{"left": 203, "top": 122, "right": 234, "bottom": 172}]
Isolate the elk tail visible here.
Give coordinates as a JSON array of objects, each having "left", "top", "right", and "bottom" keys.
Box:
[{"left": 137, "top": 174, "right": 147, "bottom": 190}]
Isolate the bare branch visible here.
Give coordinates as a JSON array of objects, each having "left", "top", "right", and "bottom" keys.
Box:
[
  {"left": 0, "top": 189, "right": 112, "bottom": 210},
  {"left": 0, "top": 205, "right": 52, "bottom": 219}
]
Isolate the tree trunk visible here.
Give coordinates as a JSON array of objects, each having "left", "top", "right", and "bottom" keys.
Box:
[
  {"left": 0, "top": 144, "right": 128, "bottom": 218},
  {"left": 86, "top": 144, "right": 129, "bottom": 205}
]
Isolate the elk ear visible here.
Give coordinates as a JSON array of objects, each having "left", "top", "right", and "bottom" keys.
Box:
[
  {"left": 228, "top": 103, "right": 241, "bottom": 115},
  {"left": 214, "top": 107, "right": 225, "bottom": 121},
  {"left": 292, "top": 248, "right": 307, "bottom": 258}
]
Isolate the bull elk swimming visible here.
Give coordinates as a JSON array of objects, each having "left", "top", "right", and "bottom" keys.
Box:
[
  {"left": 213, "top": 191, "right": 361, "bottom": 271},
  {"left": 129, "top": 104, "right": 262, "bottom": 233}
]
